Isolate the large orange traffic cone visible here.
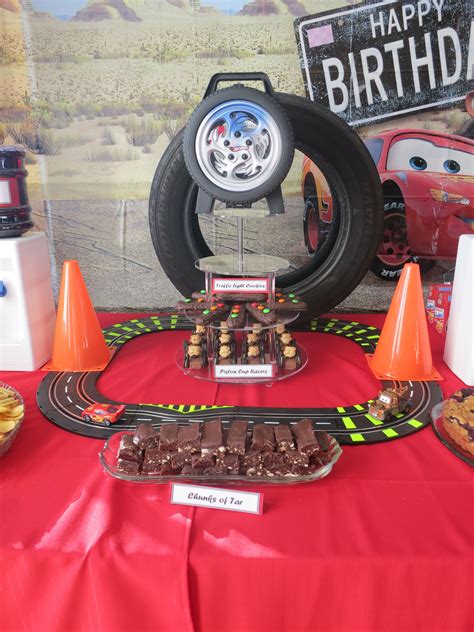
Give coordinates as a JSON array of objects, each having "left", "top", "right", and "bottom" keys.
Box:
[
  {"left": 367, "top": 263, "right": 442, "bottom": 381},
  {"left": 43, "top": 260, "right": 113, "bottom": 372}
]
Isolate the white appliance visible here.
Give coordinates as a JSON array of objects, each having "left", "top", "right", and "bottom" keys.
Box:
[
  {"left": 0, "top": 232, "right": 55, "bottom": 371},
  {"left": 443, "top": 234, "right": 474, "bottom": 386}
]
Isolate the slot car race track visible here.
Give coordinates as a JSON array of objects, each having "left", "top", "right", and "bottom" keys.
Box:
[{"left": 37, "top": 316, "right": 442, "bottom": 445}]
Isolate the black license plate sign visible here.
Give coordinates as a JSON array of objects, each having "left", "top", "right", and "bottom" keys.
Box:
[{"left": 295, "top": 0, "right": 473, "bottom": 126}]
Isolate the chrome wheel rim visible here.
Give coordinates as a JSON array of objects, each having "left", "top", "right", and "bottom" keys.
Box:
[{"left": 194, "top": 99, "right": 283, "bottom": 192}]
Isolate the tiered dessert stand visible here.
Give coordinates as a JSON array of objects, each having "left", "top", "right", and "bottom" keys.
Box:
[{"left": 177, "top": 214, "right": 308, "bottom": 384}]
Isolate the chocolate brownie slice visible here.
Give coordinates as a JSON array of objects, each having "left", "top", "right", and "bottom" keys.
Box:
[
  {"left": 177, "top": 423, "right": 201, "bottom": 453},
  {"left": 159, "top": 423, "right": 179, "bottom": 451},
  {"left": 251, "top": 424, "right": 275, "bottom": 452},
  {"left": 118, "top": 434, "right": 142, "bottom": 463},
  {"left": 274, "top": 425, "right": 295, "bottom": 452},
  {"left": 133, "top": 422, "right": 158, "bottom": 449},
  {"left": 293, "top": 419, "right": 320, "bottom": 456},
  {"left": 227, "top": 420, "right": 248, "bottom": 455},
  {"left": 117, "top": 459, "right": 140, "bottom": 475},
  {"left": 201, "top": 419, "right": 225, "bottom": 455}
]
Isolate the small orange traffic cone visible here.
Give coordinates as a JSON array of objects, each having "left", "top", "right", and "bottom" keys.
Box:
[
  {"left": 367, "top": 263, "right": 442, "bottom": 381},
  {"left": 43, "top": 260, "right": 113, "bottom": 372}
]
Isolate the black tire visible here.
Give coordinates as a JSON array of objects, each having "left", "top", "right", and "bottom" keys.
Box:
[
  {"left": 149, "top": 93, "right": 383, "bottom": 319},
  {"left": 104, "top": 420, "right": 111, "bottom": 427},
  {"left": 370, "top": 200, "right": 436, "bottom": 281},
  {"left": 83, "top": 415, "right": 91, "bottom": 422},
  {"left": 183, "top": 86, "right": 294, "bottom": 205}
]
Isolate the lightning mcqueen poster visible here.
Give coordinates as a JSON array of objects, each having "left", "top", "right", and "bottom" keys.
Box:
[{"left": 295, "top": 0, "right": 473, "bottom": 279}]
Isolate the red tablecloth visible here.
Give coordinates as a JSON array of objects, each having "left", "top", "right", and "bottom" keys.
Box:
[{"left": 0, "top": 313, "right": 472, "bottom": 632}]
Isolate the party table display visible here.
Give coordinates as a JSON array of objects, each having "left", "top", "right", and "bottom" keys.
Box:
[{"left": 101, "top": 418, "right": 341, "bottom": 484}]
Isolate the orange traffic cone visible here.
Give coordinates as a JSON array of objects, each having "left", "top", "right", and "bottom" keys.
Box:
[
  {"left": 43, "top": 260, "right": 113, "bottom": 372},
  {"left": 367, "top": 263, "right": 442, "bottom": 381}
]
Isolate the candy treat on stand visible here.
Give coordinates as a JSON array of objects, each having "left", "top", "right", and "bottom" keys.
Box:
[
  {"left": 214, "top": 337, "right": 237, "bottom": 365},
  {"left": 43, "top": 260, "right": 113, "bottom": 372},
  {"left": 241, "top": 334, "right": 266, "bottom": 365},
  {"left": 367, "top": 263, "right": 442, "bottom": 381},
  {"left": 245, "top": 302, "right": 278, "bottom": 325},
  {"left": 271, "top": 292, "right": 307, "bottom": 311},
  {"left": 276, "top": 332, "right": 301, "bottom": 370},
  {"left": 443, "top": 235, "right": 474, "bottom": 386},
  {"left": 183, "top": 338, "right": 208, "bottom": 369},
  {"left": 213, "top": 327, "right": 234, "bottom": 352},
  {"left": 226, "top": 304, "right": 247, "bottom": 329},
  {"left": 102, "top": 418, "right": 342, "bottom": 483}
]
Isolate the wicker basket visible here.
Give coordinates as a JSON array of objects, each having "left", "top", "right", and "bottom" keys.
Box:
[{"left": 0, "top": 382, "right": 24, "bottom": 457}]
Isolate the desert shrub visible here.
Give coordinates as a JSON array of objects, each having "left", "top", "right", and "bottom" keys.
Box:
[
  {"left": 87, "top": 147, "right": 140, "bottom": 162},
  {"left": 139, "top": 94, "right": 162, "bottom": 114},
  {"left": 75, "top": 102, "right": 101, "bottom": 119},
  {"left": 32, "top": 100, "right": 74, "bottom": 129},
  {"left": 162, "top": 116, "right": 187, "bottom": 142},
  {"left": 126, "top": 116, "right": 162, "bottom": 146},
  {"left": 99, "top": 103, "right": 132, "bottom": 117},
  {"left": 7, "top": 121, "right": 61, "bottom": 154},
  {"left": 101, "top": 127, "right": 117, "bottom": 145},
  {"left": 56, "top": 134, "right": 93, "bottom": 149}
]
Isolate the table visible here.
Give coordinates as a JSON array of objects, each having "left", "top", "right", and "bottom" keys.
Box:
[{"left": 1, "top": 313, "right": 472, "bottom": 632}]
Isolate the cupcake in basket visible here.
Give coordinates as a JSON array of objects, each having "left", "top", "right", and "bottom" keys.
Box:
[{"left": 0, "top": 383, "right": 25, "bottom": 456}]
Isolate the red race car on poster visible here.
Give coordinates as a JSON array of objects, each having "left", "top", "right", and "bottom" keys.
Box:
[
  {"left": 302, "top": 127, "right": 474, "bottom": 280},
  {"left": 81, "top": 403, "right": 126, "bottom": 426}
]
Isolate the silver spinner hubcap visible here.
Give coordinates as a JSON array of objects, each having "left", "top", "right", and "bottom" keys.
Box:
[{"left": 194, "top": 100, "right": 283, "bottom": 192}]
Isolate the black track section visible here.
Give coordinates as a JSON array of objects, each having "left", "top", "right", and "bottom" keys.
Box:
[{"left": 37, "top": 316, "right": 442, "bottom": 445}]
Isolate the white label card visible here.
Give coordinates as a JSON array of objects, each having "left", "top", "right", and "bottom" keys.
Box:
[
  {"left": 170, "top": 483, "right": 263, "bottom": 514},
  {"left": 214, "top": 364, "right": 274, "bottom": 379},
  {"left": 212, "top": 278, "right": 268, "bottom": 293},
  {"left": 0, "top": 181, "right": 12, "bottom": 205}
]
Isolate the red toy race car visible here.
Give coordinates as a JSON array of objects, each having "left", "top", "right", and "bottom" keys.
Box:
[
  {"left": 81, "top": 403, "right": 126, "bottom": 426},
  {"left": 302, "top": 128, "right": 473, "bottom": 280}
]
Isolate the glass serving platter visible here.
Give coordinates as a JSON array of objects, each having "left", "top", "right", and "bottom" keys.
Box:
[
  {"left": 99, "top": 431, "right": 342, "bottom": 485},
  {"left": 431, "top": 401, "right": 474, "bottom": 467},
  {"left": 196, "top": 254, "right": 290, "bottom": 276}
]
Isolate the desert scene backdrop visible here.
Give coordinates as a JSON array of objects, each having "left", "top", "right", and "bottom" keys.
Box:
[{"left": 0, "top": 0, "right": 469, "bottom": 309}]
